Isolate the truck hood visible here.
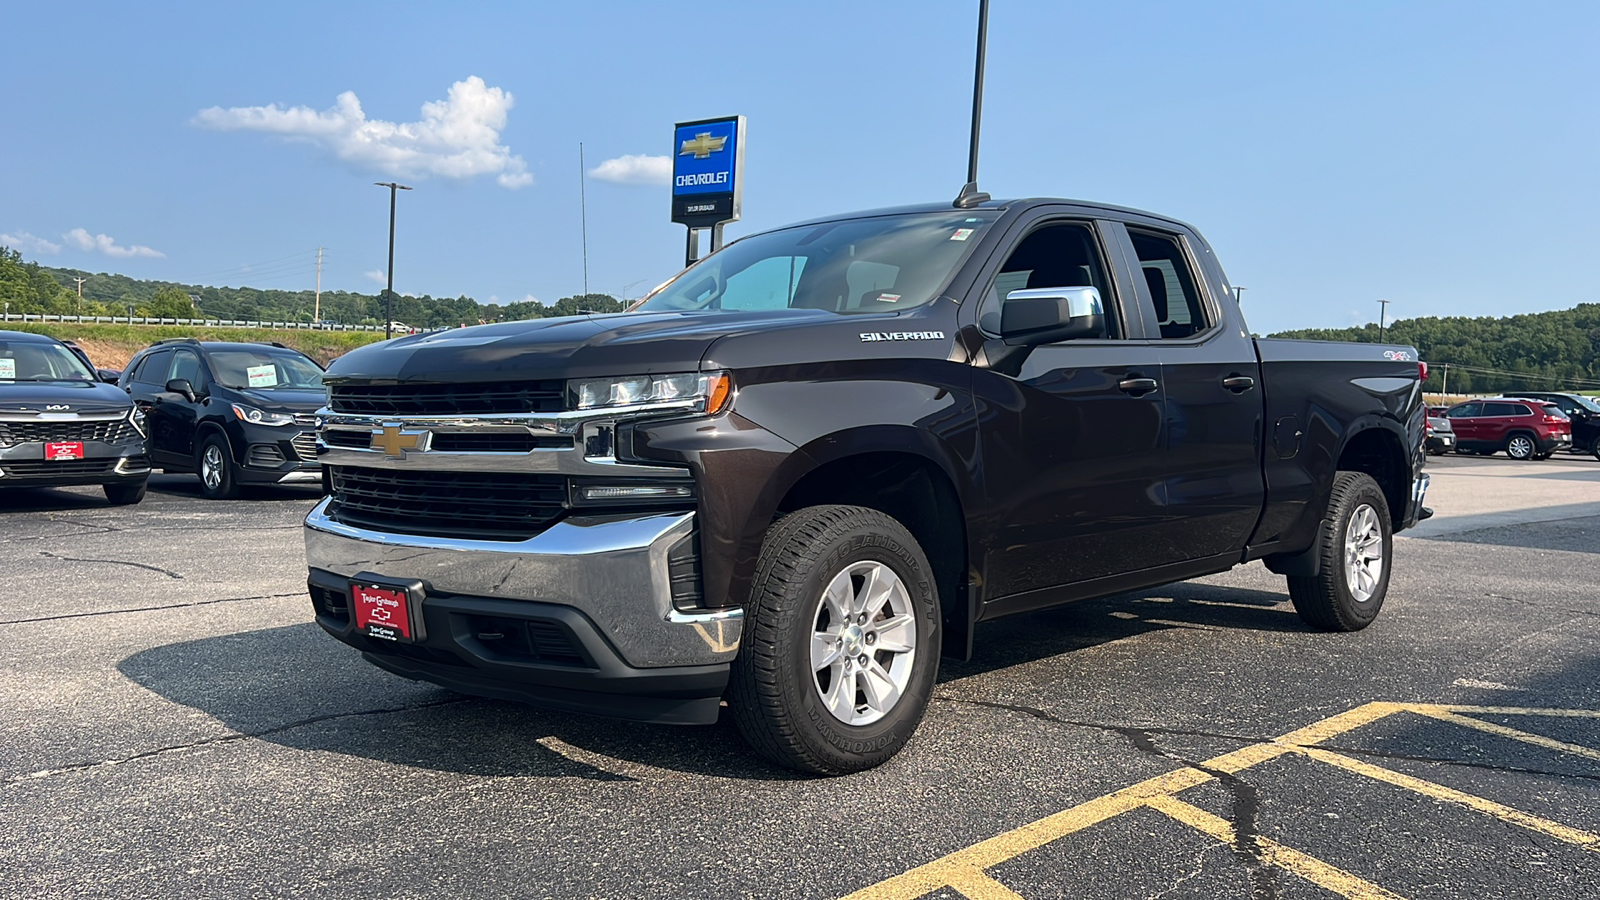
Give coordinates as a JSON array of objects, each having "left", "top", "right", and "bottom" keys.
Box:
[
  {"left": 324, "top": 309, "right": 847, "bottom": 384},
  {"left": 0, "top": 380, "right": 133, "bottom": 415}
]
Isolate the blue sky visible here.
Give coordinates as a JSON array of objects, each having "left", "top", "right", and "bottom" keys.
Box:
[{"left": 2, "top": 1, "right": 1595, "bottom": 335}]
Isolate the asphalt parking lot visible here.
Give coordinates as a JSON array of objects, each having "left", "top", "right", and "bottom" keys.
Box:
[{"left": 3, "top": 454, "right": 1599, "bottom": 900}]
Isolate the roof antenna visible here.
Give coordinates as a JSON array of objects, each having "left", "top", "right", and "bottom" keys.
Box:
[{"left": 954, "top": 0, "right": 992, "bottom": 210}]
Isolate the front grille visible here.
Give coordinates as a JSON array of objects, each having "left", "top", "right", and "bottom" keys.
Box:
[
  {"left": 327, "top": 466, "right": 566, "bottom": 540},
  {"left": 321, "top": 429, "right": 571, "bottom": 452},
  {"left": 2, "top": 458, "right": 119, "bottom": 477},
  {"left": 329, "top": 381, "right": 565, "bottom": 416},
  {"left": 290, "top": 431, "right": 318, "bottom": 461},
  {"left": 0, "top": 418, "right": 137, "bottom": 447}
]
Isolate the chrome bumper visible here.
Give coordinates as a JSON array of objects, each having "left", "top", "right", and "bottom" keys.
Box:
[{"left": 303, "top": 499, "right": 741, "bottom": 668}]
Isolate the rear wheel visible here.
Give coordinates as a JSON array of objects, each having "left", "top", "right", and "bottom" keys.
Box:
[
  {"left": 1505, "top": 433, "right": 1536, "bottom": 460},
  {"left": 103, "top": 480, "right": 147, "bottom": 506},
  {"left": 1287, "top": 471, "right": 1392, "bottom": 632},
  {"left": 1591, "top": 436, "right": 1600, "bottom": 461},
  {"left": 730, "top": 505, "right": 941, "bottom": 775}
]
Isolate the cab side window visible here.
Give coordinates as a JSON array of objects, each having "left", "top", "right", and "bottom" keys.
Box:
[
  {"left": 977, "top": 222, "right": 1118, "bottom": 339},
  {"left": 1129, "top": 230, "right": 1210, "bottom": 339},
  {"left": 1446, "top": 402, "right": 1482, "bottom": 418}
]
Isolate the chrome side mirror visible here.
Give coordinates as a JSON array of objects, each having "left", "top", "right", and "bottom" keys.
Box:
[{"left": 1000, "top": 286, "right": 1106, "bottom": 345}]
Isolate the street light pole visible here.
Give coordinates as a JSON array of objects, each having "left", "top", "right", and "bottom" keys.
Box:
[{"left": 374, "top": 182, "right": 413, "bottom": 338}]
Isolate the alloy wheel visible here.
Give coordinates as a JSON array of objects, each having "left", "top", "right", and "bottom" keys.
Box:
[
  {"left": 201, "top": 444, "right": 224, "bottom": 490},
  {"left": 809, "top": 560, "right": 918, "bottom": 727},
  {"left": 1343, "top": 503, "right": 1384, "bottom": 603}
]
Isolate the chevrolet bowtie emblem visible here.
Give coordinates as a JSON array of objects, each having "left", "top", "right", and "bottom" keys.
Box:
[
  {"left": 370, "top": 424, "right": 431, "bottom": 459},
  {"left": 679, "top": 132, "right": 727, "bottom": 159}
]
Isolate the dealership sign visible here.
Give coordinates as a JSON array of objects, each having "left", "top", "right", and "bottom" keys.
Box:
[{"left": 671, "top": 115, "right": 745, "bottom": 227}]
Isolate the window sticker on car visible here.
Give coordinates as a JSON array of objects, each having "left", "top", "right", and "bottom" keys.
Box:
[
  {"left": 950, "top": 228, "right": 975, "bottom": 242},
  {"left": 246, "top": 364, "right": 278, "bottom": 388},
  {"left": 0, "top": 358, "right": 13, "bottom": 379}
]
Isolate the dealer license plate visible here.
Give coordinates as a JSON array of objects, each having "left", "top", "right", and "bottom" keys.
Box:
[
  {"left": 351, "top": 582, "right": 415, "bottom": 642},
  {"left": 46, "top": 441, "right": 84, "bottom": 460}
]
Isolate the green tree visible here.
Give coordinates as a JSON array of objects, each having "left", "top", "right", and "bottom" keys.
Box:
[{"left": 141, "top": 286, "right": 195, "bottom": 318}]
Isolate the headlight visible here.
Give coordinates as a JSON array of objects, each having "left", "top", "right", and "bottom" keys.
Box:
[
  {"left": 128, "top": 406, "right": 146, "bottom": 437},
  {"left": 570, "top": 372, "right": 731, "bottom": 414},
  {"left": 231, "top": 403, "right": 295, "bottom": 426}
]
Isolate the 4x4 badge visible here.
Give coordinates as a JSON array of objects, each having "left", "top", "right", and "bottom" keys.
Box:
[{"left": 369, "top": 424, "right": 431, "bottom": 459}]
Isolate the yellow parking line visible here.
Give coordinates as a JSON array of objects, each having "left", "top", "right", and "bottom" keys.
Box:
[
  {"left": 1297, "top": 746, "right": 1600, "bottom": 851},
  {"left": 1433, "top": 705, "right": 1600, "bottom": 719},
  {"left": 1407, "top": 707, "right": 1600, "bottom": 763},
  {"left": 940, "top": 867, "right": 1028, "bottom": 900},
  {"left": 1146, "top": 795, "right": 1410, "bottom": 900},
  {"left": 842, "top": 703, "right": 1402, "bottom": 900}
]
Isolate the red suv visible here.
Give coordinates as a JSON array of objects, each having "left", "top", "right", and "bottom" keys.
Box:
[{"left": 1443, "top": 399, "right": 1572, "bottom": 459}]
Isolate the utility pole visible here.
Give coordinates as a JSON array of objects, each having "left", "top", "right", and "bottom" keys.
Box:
[
  {"left": 72, "top": 277, "right": 86, "bottom": 298},
  {"left": 374, "top": 182, "right": 413, "bottom": 339},
  {"left": 314, "top": 247, "right": 323, "bottom": 325},
  {"left": 1440, "top": 363, "right": 1449, "bottom": 396},
  {"left": 1377, "top": 298, "right": 1391, "bottom": 341},
  {"left": 579, "top": 143, "right": 590, "bottom": 298},
  {"left": 1233, "top": 285, "right": 1247, "bottom": 304}
]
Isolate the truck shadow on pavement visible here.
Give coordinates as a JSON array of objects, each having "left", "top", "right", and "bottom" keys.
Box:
[
  {"left": 116, "top": 622, "right": 800, "bottom": 781},
  {"left": 942, "top": 583, "right": 1304, "bottom": 682},
  {"left": 116, "top": 583, "right": 1309, "bottom": 782}
]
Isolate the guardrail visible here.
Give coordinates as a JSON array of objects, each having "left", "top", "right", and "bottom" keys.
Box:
[{"left": 0, "top": 312, "right": 391, "bottom": 331}]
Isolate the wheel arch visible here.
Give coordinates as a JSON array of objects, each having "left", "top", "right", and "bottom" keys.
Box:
[{"left": 769, "top": 429, "right": 975, "bottom": 660}]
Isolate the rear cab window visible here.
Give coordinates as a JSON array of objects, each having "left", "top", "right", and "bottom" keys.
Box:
[{"left": 1128, "top": 229, "right": 1212, "bottom": 339}]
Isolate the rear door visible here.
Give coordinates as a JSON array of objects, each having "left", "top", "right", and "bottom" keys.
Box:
[
  {"left": 126, "top": 349, "right": 176, "bottom": 463},
  {"left": 1110, "top": 221, "right": 1265, "bottom": 562}
]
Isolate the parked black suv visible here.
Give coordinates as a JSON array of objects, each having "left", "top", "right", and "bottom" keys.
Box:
[
  {"left": 121, "top": 339, "right": 325, "bottom": 498},
  {"left": 0, "top": 330, "right": 149, "bottom": 504},
  {"left": 1501, "top": 392, "right": 1600, "bottom": 458}
]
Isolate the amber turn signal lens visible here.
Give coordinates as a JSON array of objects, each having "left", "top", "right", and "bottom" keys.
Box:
[{"left": 705, "top": 373, "right": 732, "bottom": 415}]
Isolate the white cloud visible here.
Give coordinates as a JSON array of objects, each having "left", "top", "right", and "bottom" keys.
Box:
[
  {"left": 195, "top": 76, "right": 533, "bottom": 189},
  {"left": 520, "top": 294, "right": 541, "bottom": 305},
  {"left": 365, "top": 270, "right": 387, "bottom": 284},
  {"left": 589, "top": 154, "right": 671, "bottom": 186},
  {"left": 1, "top": 231, "right": 62, "bottom": 254},
  {"left": 63, "top": 228, "right": 164, "bottom": 258}
]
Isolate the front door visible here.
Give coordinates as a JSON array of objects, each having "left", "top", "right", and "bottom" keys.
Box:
[{"left": 970, "top": 217, "right": 1172, "bottom": 600}]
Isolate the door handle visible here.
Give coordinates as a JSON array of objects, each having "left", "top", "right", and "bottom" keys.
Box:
[
  {"left": 1222, "top": 375, "right": 1256, "bottom": 393},
  {"left": 1118, "top": 376, "right": 1159, "bottom": 396}
]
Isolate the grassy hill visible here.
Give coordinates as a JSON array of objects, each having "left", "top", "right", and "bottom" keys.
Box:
[{"left": 1, "top": 322, "right": 387, "bottom": 369}]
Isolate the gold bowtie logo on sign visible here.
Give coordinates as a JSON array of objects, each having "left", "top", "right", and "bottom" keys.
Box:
[
  {"left": 369, "top": 424, "right": 430, "bottom": 459},
  {"left": 679, "top": 132, "right": 727, "bottom": 159}
]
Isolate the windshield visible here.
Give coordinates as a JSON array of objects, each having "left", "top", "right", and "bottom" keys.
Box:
[
  {"left": 208, "top": 350, "right": 324, "bottom": 390},
  {"left": 637, "top": 211, "right": 1001, "bottom": 314},
  {"left": 1574, "top": 395, "right": 1600, "bottom": 413},
  {"left": 0, "top": 340, "right": 96, "bottom": 383}
]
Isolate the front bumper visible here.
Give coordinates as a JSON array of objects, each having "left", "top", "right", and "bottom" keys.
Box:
[
  {"left": 0, "top": 443, "right": 149, "bottom": 488},
  {"left": 303, "top": 500, "right": 742, "bottom": 724},
  {"left": 234, "top": 426, "right": 320, "bottom": 485}
]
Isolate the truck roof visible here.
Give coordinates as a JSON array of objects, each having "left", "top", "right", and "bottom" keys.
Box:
[{"left": 777, "top": 197, "right": 1202, "bottom": 235}]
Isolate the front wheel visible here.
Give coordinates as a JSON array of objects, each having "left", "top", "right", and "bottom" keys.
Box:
[
  {"left": 730, "top": 505, "right": 941, "bottom": 775},
  {"left": 1287, "top": 471, "right": 1392, "bottom": 632},
  {"left": 197, "top": 434, "right": 239, "bottom": 500}
]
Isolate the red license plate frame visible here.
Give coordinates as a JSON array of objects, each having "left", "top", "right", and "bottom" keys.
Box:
[
  {"left": 350, "top": 580, "right": 418, "bottom": 643},
  {"left": 46, "top": 441, "right": 85, "bottom": 460}
]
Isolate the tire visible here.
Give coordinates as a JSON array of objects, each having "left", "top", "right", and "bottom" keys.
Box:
[
  {"left": 1505, "top": 433, "right": 1536, "bottom": 460},
  {"left": 1287, "top": 471, "right": 1392, "bottom": 632},
  {"left": 103, "top": 479, "right": 147, "bottom": 506},
  {"left": 1591, "top": 437, "right": 1600, "bottom": 461},
  {"left": 197, "top": 433, "right": 239, "bottom": 499},
  {"left": 730, "top": 505, "right": 941, "bottom": 775}
]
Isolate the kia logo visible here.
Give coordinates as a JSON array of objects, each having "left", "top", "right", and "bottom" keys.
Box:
[{"left": 45, "top": 404, "right": 70, "bottom": 411}]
